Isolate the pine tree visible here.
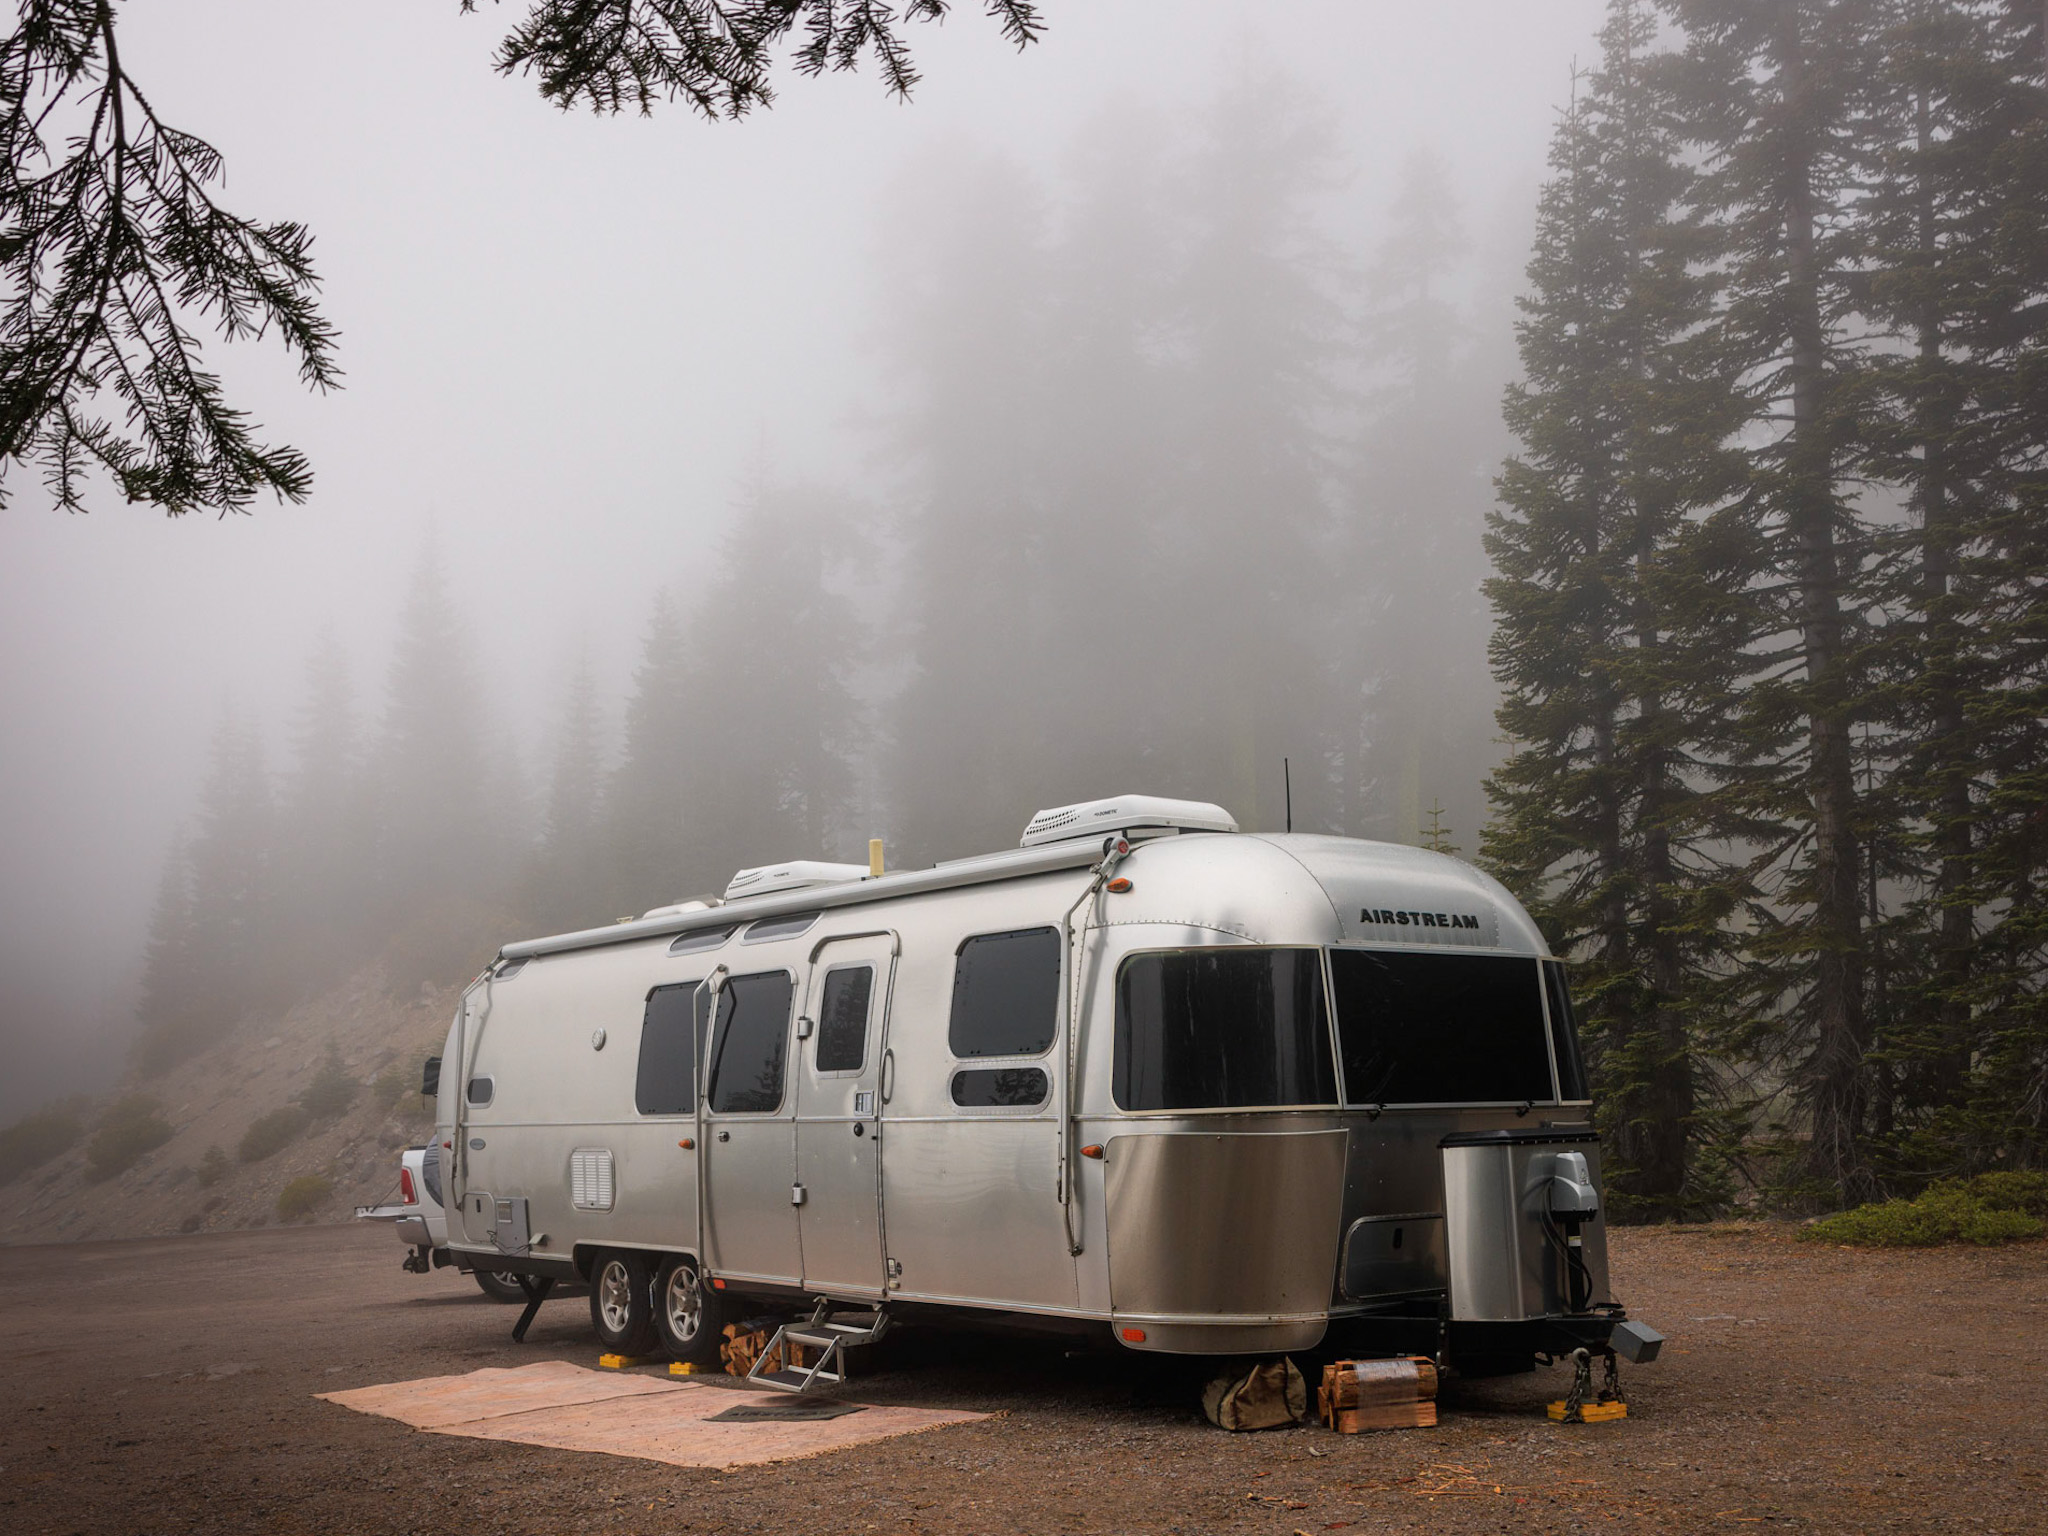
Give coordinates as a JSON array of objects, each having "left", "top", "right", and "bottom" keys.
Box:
[
  {"left": 1485, "top": 1, "right": 1749, "bottom": 1217},
  {"left": 1353, "top": 149, "right": 1499, "bottom": 847},
  {"left": 136, "top": 710, "right": 277, "bottom": 1070},
  {"left": 273, "top": 630, "right": 372, "bottom": 987},
  {"left": 666, "top": 482, "right": 870, "bottom": 893},
  {"left": 525, "top": 653, "right": 609, "bottom": 933},
  {"left": 606, "top": 592, "right": 698, "bottom": 914},
  {"left": 1662, "top": 0, "right": 1883, "bottom": 1199}
]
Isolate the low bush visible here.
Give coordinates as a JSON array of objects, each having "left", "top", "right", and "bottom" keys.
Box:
[
  {"left": 0, "top": 1097, "right": 85, "bottom": 1185},
  {"left": 298, "top": 1046, "right": 359, "bottom": 1121},
  {"left": 195, "top": 1144, "right": 230, "bottom": 1187},
  {"left": 85, "top": 1095, "right": 175, "bottom": 1183},
  {"left": 276, "top": 1174, "right": 332, "bottom": 1222},
  {"left": 1802, "top": 1174, "right": 2048, "bottom": 1248},
  {"left": 237, "top": 1106, "right": 310, "bottom": 1164}
]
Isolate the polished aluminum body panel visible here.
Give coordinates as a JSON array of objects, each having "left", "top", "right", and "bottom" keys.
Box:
[
  {"left": 1103, "top": 1129, "right": 1347, "bottom": 1349},
  {"left": 442, "top": 828, "right": 1607, "bottom": 1354}
]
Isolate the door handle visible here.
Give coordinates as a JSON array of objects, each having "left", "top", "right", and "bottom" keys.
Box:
[{"left": 880, "top": 1049, "right": 895, "bottom": 1104}]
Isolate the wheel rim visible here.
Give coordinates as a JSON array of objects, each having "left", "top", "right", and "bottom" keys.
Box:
[
  {"left": 490, "top": 1272, "right": 520, "bottom": 1287},
  {"left": 598, "top": 1259, "right": 633, "bottom": 1334},
  {"left": 665, "top": 1263, "right": 703, "bottom": 1344}
]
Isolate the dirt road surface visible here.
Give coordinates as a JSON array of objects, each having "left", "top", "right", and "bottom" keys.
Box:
[{"left": 2, "top": 1223, "right": 2042, "bottom": 1534}]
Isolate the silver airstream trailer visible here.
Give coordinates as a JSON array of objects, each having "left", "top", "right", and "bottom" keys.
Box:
[{"left": 437, "top": 795, "right": 1656, "bottom": 1387}]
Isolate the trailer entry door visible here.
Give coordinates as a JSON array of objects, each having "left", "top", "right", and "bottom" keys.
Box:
[
  {"left": 702, "top": 970, "right": 801, "bottom": 1286},
  {"left": 793, "top": 935, "right": 895, "bottom": 1299}
]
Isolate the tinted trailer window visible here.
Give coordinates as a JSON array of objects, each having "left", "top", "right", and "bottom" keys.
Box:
[
  {"left": 1114, "top": 948, "right": 1337, "bottom": 1111},
  {"left": 706, "top": 972, "right": 795, "bottom": 1114},
  {"left": 1330, "top": 949, "right": 1555, "bottom": 1105}
]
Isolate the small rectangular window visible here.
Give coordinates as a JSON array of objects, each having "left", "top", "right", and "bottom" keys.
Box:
[
  {"left": 951, "top": 1067, "right": 1050, "bottom": 1107},
  {"left": 815, "top": 966, "right": 872, "bottom": 1074},
  {"left": 466, "top": 1075, "right": 494, "bottom": 1106},
  {"left": 1543, "top": 960, "right": 1589, "bottom": 1100},
  {"left": 494, "top": 957, "right": 528, "bottom": 979},
  {"left": 1330, "top": 949, "right": 1555, "bottom": 1105},
  {"left": 950, "top": 927, "right": 1061, "bottom": 1058},
  {"left": 635, "top": 982, "right": 708, "bottom": 1115},
  {"left": 669, "top": 925, "right": 736, "bottom": 957},
  {"left": 707, "top": 971, "right": 794, "bottom": 1113},
  {"left": 1113, "top": 948, "right": 1337, "bottom": 1111},
  {"left": 743, "top": 912, "right": 820, "bottom": 943}
]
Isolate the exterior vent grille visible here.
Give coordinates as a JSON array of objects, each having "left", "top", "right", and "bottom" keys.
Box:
[{"left": 569, "top": 1148, "right": 615, "bottom": 1212}]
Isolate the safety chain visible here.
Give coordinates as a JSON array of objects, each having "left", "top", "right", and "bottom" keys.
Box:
[
  {"left": 1600, "top": 1349, "right": 1625, "bottom": 1406},
  {"left": 1562, "top": 1348, "right": 1593, "bottom": 1424}
]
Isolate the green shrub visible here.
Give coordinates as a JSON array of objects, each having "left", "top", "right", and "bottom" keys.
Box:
[
  {"left": 276, "top": 1174, "right": 332, "bottom": 1222},
  {"left": 85, "top": 1095, "right": 175, "bottom": 1183},
  {"left": 298, "top": 1046, "right": 359, "bottom": 1121},
  {"left": 195, "top": 1144, "right": 230, "bottom": 1187},
  {"left": 1802, "top": 1178, "right": 2048, "bottom": 1248},
  {"left": 0, "top": 1098, "right": 85, "bottom": 1184},
  {"left": 238, "top": 1105, "right": 310, "bottom": 1164}
]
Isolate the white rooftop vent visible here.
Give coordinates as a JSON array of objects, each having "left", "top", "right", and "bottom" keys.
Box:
[
  {"left": 640, "top": 898, "right": 718, "bottom": 921},
  {"left": 1020, "top": 795, "right": 1238, "bottom": 848},
  {"left": 723, "top": 860, "right": 870, "bottom": 901}
]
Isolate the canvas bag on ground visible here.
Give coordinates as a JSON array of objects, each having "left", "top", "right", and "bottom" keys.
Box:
[{"left": 1201, "top": 1357, "right": 1308, "bottom": 1431}]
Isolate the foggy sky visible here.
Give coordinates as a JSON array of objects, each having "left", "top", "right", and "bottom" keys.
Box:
[{"left": 0, "top": 0, "right": 1605, "bottom": 1118}]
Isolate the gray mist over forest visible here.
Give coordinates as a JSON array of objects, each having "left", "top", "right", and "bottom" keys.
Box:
[{"left": 0, "top": 1, "right": 1606, "bottom": 1119}]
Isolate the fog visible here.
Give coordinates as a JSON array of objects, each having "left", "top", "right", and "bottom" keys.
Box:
[{"left": 0, "top": 0, "right": 1606, "bottom": 1119}]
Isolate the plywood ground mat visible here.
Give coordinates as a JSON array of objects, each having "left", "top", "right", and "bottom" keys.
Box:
[{"left": 317, "top": 1360, "right": 990, "bottom": 1469}]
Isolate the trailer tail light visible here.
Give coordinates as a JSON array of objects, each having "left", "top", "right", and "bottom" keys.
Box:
[
  {"left": 1120, "top": 1327, "right": 1146, "bottom": 1344},
  {"left": 1106, "top": 877, "right": 1133, "bottom": 893},
  {"left": 399, "top": 1167, "right": 418, "bottom": 1205}
]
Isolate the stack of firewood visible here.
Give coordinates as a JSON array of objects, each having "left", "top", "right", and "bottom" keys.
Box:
[
  {"left": 1317, "top": 1357, "right": 1439, "bottom": 1432},
  {"left": 718, "top": 1323, "right": 812, "bottom": 1378}
]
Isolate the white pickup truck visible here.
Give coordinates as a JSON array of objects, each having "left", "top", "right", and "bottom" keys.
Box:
[{"left": 357, "top": 1142, "right": 528, "bottom": 1302}]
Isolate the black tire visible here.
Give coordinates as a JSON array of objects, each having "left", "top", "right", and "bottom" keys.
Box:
[
  {"left": 652, "top": 1254, "right": 725, "bottom": 1367},
  {"left": 472, "top": 1269, "right": 529, "bottom": 1304},
  {"left": 588, "top": 1250, "right": 660, "bottom": 1355}
]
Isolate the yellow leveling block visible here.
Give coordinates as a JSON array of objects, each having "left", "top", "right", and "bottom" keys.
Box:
[
  {"left": 669, "top": 1361, "right": 709, "bottom": 1376},
  {"left": 597, "top": 1354, "right": 655, "bottom": 1370},
  {"left": 1547, "top": 1399, "right": 1629, "bottom": 1423}
]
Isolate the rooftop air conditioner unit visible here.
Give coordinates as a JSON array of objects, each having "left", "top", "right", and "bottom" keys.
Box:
[
  {"left": 1019, "top": 795, "right": 1238, "bottom": 849},
  {"left": 723, "top": 861, "right": 871, "bottom": 902}
]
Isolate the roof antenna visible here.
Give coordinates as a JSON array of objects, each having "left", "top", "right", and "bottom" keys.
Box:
[{"left": 1284, "top": 757, "right": 1293, "bottom": 834}]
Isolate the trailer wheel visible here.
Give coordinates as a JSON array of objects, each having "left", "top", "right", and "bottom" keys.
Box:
[
  {"left": 472, "top": 1269, "right": 529, "bottom": 1304},
  {"left": 588, "top": 1251, "right": 659, "bottom": 1355},
  {"left": 653, "top": 1255, "right": 724, "bottom": 1367}
]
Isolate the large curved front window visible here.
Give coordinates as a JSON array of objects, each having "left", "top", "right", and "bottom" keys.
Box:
[
  {"left": 1113, "top": 948, "right": 1337, "bottom": 1111},
  {"left": 1329, "top": 948, "right": 1556, "bottom": 1105}
]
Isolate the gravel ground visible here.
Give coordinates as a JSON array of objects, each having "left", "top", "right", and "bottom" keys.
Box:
[{"left": 2, "top": 1222, "right": 2043, "bottom": 1534}]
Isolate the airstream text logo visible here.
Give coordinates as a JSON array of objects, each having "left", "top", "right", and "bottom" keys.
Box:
[{"left": 1361, "top": 907, "right": 1482, "bottom": 930}]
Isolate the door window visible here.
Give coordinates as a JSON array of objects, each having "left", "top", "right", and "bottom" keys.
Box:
[
  {"left": 706, "top": 971, "right": 795, "bottom": 1113},
  {"left": 949, "top": 927, "right": 1061, "bottom": 1058},
  {"left": 814, "top": 965, "right": 873, "bottom": 1074},
  {"left": 635, "top": 982, "right": 708, "bottom": 1115}
]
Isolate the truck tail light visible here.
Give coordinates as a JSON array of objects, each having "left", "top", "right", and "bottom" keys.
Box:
[{"left": 399, "top": 1166, "right": 418, "bottom": 1205}]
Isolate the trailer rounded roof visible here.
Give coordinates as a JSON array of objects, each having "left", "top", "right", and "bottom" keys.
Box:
[
  {"left": 496, "top": 827, "right": 1550, "bottom": 964},
  {"left": 1098, "top": 832, "right": 1548, "bottom": 957}
]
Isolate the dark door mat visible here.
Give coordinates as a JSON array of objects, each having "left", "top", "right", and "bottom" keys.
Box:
[{"left": 708, "top": 1399, "right": 866, "bottom": 1423}]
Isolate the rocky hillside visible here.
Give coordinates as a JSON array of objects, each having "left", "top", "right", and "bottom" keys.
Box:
[{"left": 1, "top": 968, "right": 458, "bottom": 1246}]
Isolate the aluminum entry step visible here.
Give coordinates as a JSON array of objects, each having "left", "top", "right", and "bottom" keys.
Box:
[{"left": 745, "top": 1303, "right": 893, "bottom": 1393}]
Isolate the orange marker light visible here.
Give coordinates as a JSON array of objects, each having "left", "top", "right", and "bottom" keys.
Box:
[
  {"left": 710, "top": 1276, "right": 726, "bottom": 1290},
  {"left": 1120, "top": 1327, "right": 1147, "bottom": 1344},
  {"left": 678, "top": 1138, "right": 695, "bottom": 1150},
  {"left": 1106, "top": 877, "right": 1133, "bottom": 894},
  {"left": 1080, "top": 1144, "right": 1104, "bottom": 1160}
]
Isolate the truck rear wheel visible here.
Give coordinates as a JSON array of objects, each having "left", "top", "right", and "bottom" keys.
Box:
[
  {"left": 472, "top": 1269, "right": 529, "bottom": 1304},
  {"left": 653, "top": 1255, "right": 724, "bottom": 1367},
  {"left": 588, "top": 1251, "right": 659, "bottom": 1355}
]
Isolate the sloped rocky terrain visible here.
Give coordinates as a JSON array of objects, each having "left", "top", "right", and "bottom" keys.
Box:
[{"left": 1, "top": 968, "right": 456, "bottom": 1245}]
